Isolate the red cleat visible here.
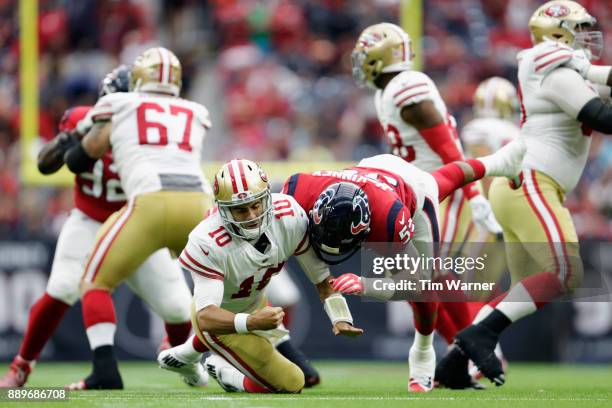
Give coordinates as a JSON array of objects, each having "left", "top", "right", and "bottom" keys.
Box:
[{"left": 0, "top": 356, "right": 33, "bottom": 388}]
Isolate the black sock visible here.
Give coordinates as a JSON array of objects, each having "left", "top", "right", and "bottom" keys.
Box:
[
  {"left": 85, "top": 346, "right": 123, "bottom": 388},
  {"left": 276, "top": 341, "right": 318, "bottom": 378},
  {"left": 479, "top": 309, "right": 512, "bottom": 336}
]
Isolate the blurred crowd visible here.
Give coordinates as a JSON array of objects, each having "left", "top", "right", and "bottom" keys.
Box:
[{"left": 0, "top": 0, "right": 610, "bottom": 239}]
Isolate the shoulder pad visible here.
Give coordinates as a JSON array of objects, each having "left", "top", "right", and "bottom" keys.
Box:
[
  {"left": 530, "top": 41, "right": 573, "bottom": 76},
  {"left": 387, "top": 71, "right": 433, "bottom": 108}
]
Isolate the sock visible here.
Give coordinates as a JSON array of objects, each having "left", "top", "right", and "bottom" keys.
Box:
[
  {"left": 82, "top": 289, "right": 116, "bottom": 350},
  {"left": 495, "top": 272, "right": 565, "bottom": 323},
  {"left": 472, "top": 303, "right": 494, "bottom": 324},
  {"left": 412, "top": 329, "right": 434, "bottom": 351},
  {"left": 409, "top": 301, "right": 438, "bottom": 335},
  {"left": 85, "top": 345, "right": 122, "bottom": 388},
  {"left": 164, "top": 321, "right": 192, "bottom": 346},
  {"left": 243, "top": 377, "right": 269, "bottom": 393},
  {"left": 276, "top": 340, "right": 318, "bottom": 379},
  {"left": 282, "top": 306, "right": 293, "bottom": 328},
  {"left": 435, "top": 305, "right": 456, "bottom": 344},
  {"left": 18, "top": 293, "right": 70, "bottom": 361},
  {"left": 173, "top": 335, "right": 205, "bottom": 363},
  {"left": 192, "top": 334, "right": 208, "bottom": 352},
  {"left": 478, "top": 309, "right": 512, "bottom": 335}
]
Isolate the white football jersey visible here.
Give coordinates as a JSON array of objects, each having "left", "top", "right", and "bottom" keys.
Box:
[
  {"left": 517, "top": 41, "right": 597, "bottom": 192},
  {"left": 461, "top": 117, "right": 520, "bottom": 153},
  {"left": 180, "top": 193, "right": 329, "bottom": 314},
  {"left": 89, "top": 92, "right": 211, "bottom": 198},
  {"left": 375, "top": 70, "right": 462, "bottom": 172}
]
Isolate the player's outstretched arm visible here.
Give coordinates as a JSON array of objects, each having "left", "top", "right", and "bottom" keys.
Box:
[
  {"left": 37, "top": 131, "right": 79, "bottom": 174},
  {"left": 315, "top": 277, "right": 364, "bottom": 337}
]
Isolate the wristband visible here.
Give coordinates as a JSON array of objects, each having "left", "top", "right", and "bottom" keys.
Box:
[
  {"left": 234, "top": 313, "right": 250, "bottom": 334},
  {"left": 324, "top": 294, "right": 353, "bottom": 325}
]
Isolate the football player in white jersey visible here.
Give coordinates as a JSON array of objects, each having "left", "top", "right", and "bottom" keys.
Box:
[
  {"left": 157, "top": 160, "right": 363, "bottom": 393},
  {"left": 461, "top": 77, "right": 521, "bottom": 381},
  {"left": 436, "top": 0, "right": 612, "bottom": 388},
  {"left": 62, "top": 47, "right": 215, "bottom": 389},
  {"left": 351, "top": 22, "right": 498, "bottom": 373}
]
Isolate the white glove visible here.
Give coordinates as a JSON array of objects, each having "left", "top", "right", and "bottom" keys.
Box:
[
  {"left": 331, "top": 273, "right": 363, "bottom": 295},
  {"left": 468, "top": 195, "right": 502, "bottom": 234},
  {"left": 565, "top": 49, "right": 591, "bottom": 78}
]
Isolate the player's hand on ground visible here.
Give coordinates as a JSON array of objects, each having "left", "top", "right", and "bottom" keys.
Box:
[
  {"left": 332, "top": 321, "right": 364, "bottom": 337},
  {"left": 331, "top": 273, "right": 363, "bottom": 295},
  {"left": 248, "top": 306, "right": 284, "bottom": 330},
  {"left": 468, "top": 195, "right": 502, "bottom": 234}
]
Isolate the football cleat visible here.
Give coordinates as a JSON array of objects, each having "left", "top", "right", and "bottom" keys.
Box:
[
  {"left": 0, "top": 356, "right": 33, "bottom": 388},
  {"left": 407, "top": 345, "right": 435, "bottom": 393},
  {"left": 435, "top": 346, "right": 486, "bottom": 390},
  {"left": 469, "top": 343, "right": 508, "bottom": 380},
  {"left": 204, "top": 354, "right": 238, "bottom": 392},
  {"left": 65, "top": 372, "right": 123, "bottom": 390},
  {"left": 455, "top": 324, "right": 505, "bottom": 386},
  {"left": 158, "top": 349, "right": 208, "bottom": 387}
]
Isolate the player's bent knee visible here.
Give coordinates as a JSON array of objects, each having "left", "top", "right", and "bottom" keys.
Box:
[{"left": 277, "top": 364, "right": 305, "bottom": 393}]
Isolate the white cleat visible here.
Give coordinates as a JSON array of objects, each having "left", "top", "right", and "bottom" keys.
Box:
[
  {"left": 204, "top": 354, "right": 238, "bottom": 392},
  {"left": 158, "top": 348, "right": 208, "bottom": 387},
  {"left": 408, "top": 345, "right": 436, "bottom": 393},
  {"left": 481, "top": 138, "right": 527, "bottom": 178}
]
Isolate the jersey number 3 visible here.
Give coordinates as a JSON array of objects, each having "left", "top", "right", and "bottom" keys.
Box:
[{"left": 137, "top": 102, "right": 194, "bottom": 151}]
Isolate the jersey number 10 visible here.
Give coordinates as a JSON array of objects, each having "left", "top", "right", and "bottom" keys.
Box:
[{"left": 137, "top": 102, "right": 194, "bottom": 151}]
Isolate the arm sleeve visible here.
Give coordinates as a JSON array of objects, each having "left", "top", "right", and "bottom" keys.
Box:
[
  {"left": 295, "top": 246, "right": 331, "bottom": 284},
  {"left": 541, "top": 68, "right": 600, "bottom": 119},
  {"left": 576, "top": 98, "right": 612, "bottom": 134},
  {"left": 192, "top": 272, "right": 224, "bottom": 312},
  {"left": 419, "top": 122, "right": 480, "bottom": 199}
]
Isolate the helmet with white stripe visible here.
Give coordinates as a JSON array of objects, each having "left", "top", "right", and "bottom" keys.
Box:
[
  {"left": 130, "top": 47, "right": 182, "bottom": 96},
  {"left": 529, "top": 1, "right": 603, "bottom": 60},
  {"left": 213, "top": 159, "right": 272, "bottom": 240},
  {"left": 473, "top": 77, "right": 518, "bottom": 120},
  {"left": 351, "top": 22, "right": 413, "bottom": 89}
]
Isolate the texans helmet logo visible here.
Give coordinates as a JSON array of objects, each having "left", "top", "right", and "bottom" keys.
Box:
[
  {"left": 350, "top": 194, "right": 370, "bottom": 235},
  {"left": 312, "top": 186, "right": 336, "bottom": 225},
  {"left": 544, "top": 4, "right": 570, "bottom": 18}
]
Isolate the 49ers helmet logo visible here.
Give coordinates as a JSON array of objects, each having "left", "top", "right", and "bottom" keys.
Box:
[
  {"left": 312, "top": 186, "right": 336, "bottom": 225},
  {"left": 351, "top": 194, "right": 371, "bottom": 235},
  {"left": 544, "top": 4, "right": 570, "bottom": 17}
]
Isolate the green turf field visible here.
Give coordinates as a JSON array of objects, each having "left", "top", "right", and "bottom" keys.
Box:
[{"left": 2, "top": 361, "right": 611, "bottom": 408}]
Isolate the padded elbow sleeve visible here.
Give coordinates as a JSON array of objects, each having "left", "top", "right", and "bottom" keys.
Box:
[
  {"left": 577, "top": 98, "right": 612, "bottom": 134},
  {"left": 64, "top": 142, "right": 96, "bottom": 173}
]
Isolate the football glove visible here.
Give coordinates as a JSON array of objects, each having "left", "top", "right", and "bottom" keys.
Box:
[
  {"left": 331, "top": 273, "right": 363, "bottom": 295},
  {"left": 468, "top": 195, "right": 502, "bottom": 234}
]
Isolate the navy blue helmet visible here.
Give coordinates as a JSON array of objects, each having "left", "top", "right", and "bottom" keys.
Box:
[
  {"left": 309, "top": 182, "right": 371, "bottom": 264},
  {"left": 98, "top": 65, "right": 131, "bottom": 98}
]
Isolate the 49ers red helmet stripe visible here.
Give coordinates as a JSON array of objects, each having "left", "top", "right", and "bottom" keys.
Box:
[{"left": 237, "top": 160, "right": 249, "bottom": 192}]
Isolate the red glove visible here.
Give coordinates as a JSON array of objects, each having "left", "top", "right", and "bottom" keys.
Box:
[{"left": 331, "top": 273, "right": 364, "bottom": 295}]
